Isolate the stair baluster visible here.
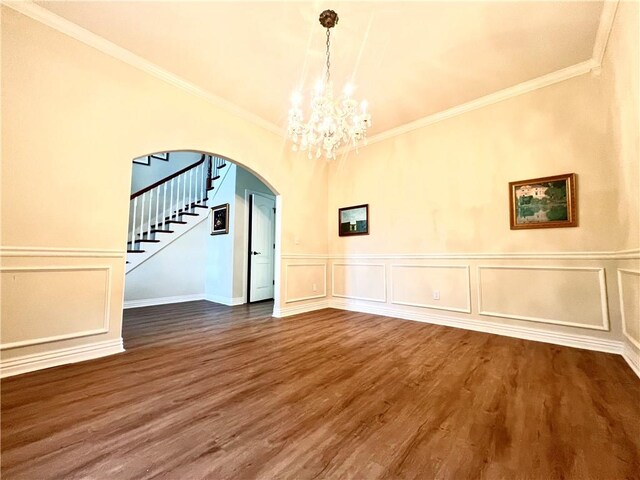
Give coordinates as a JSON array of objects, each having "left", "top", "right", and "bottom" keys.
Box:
[
  {"left": 130, "top": 197, "right": 138, "bottom": 247},
  {"left": 147, "top": 190, "right": 153, "bottom": 238},
  {"left": 162, "top": 183, "right": 168, "bottom": 230}
]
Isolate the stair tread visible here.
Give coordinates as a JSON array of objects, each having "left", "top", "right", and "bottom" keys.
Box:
[
  {"left": 137, "top": 239, "right": 160, "bottom": 243},
  {"left": 166, "top": 220, "right": 187, "bottom": 225},
  {"left": 180, "top": 212, "right": 199, "bottom": 216},
  {"left": 192, "top": 205, "right": 208, "bottom": 209},
  {"left": 151, "top": 229, "right": 174, "bottom": 233},
  {"left": 127, "top": 249, "right": 146, "bottom": 253}
]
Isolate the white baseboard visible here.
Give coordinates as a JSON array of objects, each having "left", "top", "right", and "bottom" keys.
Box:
[
  {"left": 328, "top": 299, "right": 624, "bottom": 356},
  {"left": 205, "top": 294, "right": 245, "bottom": 306},
  {"left": 123, "top": 294, "right": 205, "bottom": 309},
  {"left": 273, "top": 299, "right": 330, "bottom": 318},
  {"left": 623, "top": 341, "right": 640, "bottom": 378},
  {"left": 0, "top": 338, "right": 124, "bottom": 378}
]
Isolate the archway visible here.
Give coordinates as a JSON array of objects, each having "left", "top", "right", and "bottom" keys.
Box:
[{"left": 122, "top": 149, "right": 282, "bottom": 323}]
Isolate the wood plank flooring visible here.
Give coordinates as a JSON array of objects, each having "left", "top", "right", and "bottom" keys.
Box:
[{"left": 2, "top": 301, "right": 639, "bottom": 479}]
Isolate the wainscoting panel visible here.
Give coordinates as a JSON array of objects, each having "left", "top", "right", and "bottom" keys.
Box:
[
  {"left": 478, "top": 266, "right": 609, "bottom": 330},
  {"left": 285, "top": 263, "right": 327, "bottom": 303},
  {"left": 391, "top": 264, "right": 471, "bottom": 313},
  {"left": 1, "top": 266, "right": 112, "bottom": 349},
  {"left": 618, "top": 269, "right": 640, "bottom": 349},
  {"left": 332, "top": 263, "right": 386, "bottom": 302}
]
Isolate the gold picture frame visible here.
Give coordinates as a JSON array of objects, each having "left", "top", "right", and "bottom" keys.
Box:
[{"left": 509, "top": 173, "right": 577, "bottom": 230}]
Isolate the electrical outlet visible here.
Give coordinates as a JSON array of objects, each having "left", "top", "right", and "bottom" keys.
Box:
[
  {"left": 312, "top": 283, "right": 317, "bottom": 292},
  {"left": 432, "top": 290, "right": 440, "bottom": 300}
]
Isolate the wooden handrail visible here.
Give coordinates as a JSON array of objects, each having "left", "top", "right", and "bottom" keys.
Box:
[{"left": 131, "top": 154, "right": 206, "bottom": 200}]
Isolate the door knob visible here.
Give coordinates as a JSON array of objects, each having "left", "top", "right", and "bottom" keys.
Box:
[{"left": 252, "top": 251, "right": 261, "bottom": 255}]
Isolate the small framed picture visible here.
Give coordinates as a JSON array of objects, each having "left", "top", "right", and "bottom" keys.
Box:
[
  {"left": 211, "top": 203, "right": 230, "bottom": 235},
  {"left": 339, "top": 204, "right": 369, "bottom": 236},
  {"left": 509, "top": 173, "right": 577, "bottom": 229}
]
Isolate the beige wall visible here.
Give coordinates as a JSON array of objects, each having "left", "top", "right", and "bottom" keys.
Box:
[
  {"left": 329, "top": 72, "right": 614, "bottom": 255},
  {"left": 602, "top": 1, "right": 639, "bottom": 253},
  {"left": 319, "top": 3, "right": 639, "bottom": 357},
  {"left": 601, "top": 1, "right": 640, "bottom": 361},
  {"left": 0, "top": 8, "right": 328, "bottom": 368}
]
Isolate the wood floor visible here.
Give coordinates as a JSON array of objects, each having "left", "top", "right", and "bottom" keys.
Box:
[{"left": 2, "top": 301, "right": 639, "bottom": 479}]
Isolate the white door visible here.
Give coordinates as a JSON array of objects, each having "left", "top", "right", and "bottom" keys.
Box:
[{"left": 249, "top": 193, "right": 275, "bottom": 302}]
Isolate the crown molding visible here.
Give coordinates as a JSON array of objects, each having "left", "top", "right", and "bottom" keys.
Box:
[
  {"left": 353, "top": 59, "right": 598, "bottom": 150},
  {"left": 592, "top": 0, "right": 620, "bottom": 66},
  {"left": 346, "top": 0, "right": 620, "bottom": 152},
  {"left": 2, "top": 0, "right": 282, "bottom": 137},
  {"left": 4, "top": 0, "right": 620, "bottom": 149}
]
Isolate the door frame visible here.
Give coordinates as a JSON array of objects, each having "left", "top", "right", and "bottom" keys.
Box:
[{"left": 243, "top": 189, "right": 277, "bottom": 304}]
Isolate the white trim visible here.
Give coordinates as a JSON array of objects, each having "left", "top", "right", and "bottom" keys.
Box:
[
  {"left": 295, "top": 248, "right": 640, "bottom": 261},
  {"left": 0, "top": 337, "right": 124, "bottom": 378},
  {"left": 355, "top": 60, "right": 598, "bottom": 150},
  {"left": 272, "top": 299, "right": 330, "bottom": 318},
  {"left": 331, "top": 263, "right": 387, "bottom": 303},
  {"left": 204, "top": 294, "right": 244, "bottom": 306},
  {"left": 273, "top": 195, "right": 283, "bottom": 316},
  {"left": 329, "top": 299, "right": 622, "bottom": 355},
  {"left": 243, "top": 189, "right": 277, "bottom": 304},
  {"left": 390, "top": 264, "right": 471, "bottom": 314},
  {"left": 284, "top": 263, "right": 327, "bottom": 303},
  {"left": 477, "top": 265, "right": 610, "bottom": 331},
  {"left": 123, "top": 294, "right": 205, "bottom": 309},
  {"left": 622, "top": 341, "right": 640, "bottom": 379},
  {"left": 4, "top": 1, "right": 620, "bottom": 149},
  {"left": 617, "top": 269, "right": 640, "bottom": 350},
  {"left": 0, "top": 266, "right": 112, "bottom": 350},
  {"left": 2, "top": 1, "right": 281, "bottom": 136},
  {"left": 0, "top": 246, "right": 125, "bottom": 258},
  {"left": 593, "top": 0, "right": 620, "bottom": 66}
]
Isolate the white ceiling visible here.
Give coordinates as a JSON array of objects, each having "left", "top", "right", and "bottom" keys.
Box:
[{"left": 35, "top": 1, "right": 605, "bottom": 136}]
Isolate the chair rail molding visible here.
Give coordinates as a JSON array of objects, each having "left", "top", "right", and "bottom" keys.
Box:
[
  {"left": 316, "top": 248, "right": 640, "bottom": 261},
  {"left": 0, "top": 246, "right": 126, "bottom": 258}
]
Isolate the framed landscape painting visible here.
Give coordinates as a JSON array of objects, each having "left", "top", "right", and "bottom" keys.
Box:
[
  {"left": 211, "top": 203, "right": 230, "bottom": 235},
  {"left": 339, "top": 204, "right": 369, "bottom": 236},
  {"left": 509, "top": 173, "right": 577, "bottom": 229}
]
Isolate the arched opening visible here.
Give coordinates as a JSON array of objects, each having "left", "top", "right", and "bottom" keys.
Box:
[{"left": 122, "top": 149, "right": 282, "bottom": 335}]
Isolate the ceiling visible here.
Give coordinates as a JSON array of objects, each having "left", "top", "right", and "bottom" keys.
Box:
[{"left": 35, "top": 1, "right": 605, "bottom": 136}]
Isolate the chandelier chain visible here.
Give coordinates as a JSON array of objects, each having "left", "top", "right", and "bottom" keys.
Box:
[{"left": 325, "top": 29, "right": 331, "bottom": 84}]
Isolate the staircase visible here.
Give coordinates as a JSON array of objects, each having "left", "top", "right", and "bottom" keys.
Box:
[{"left": 126, "top": 153, "right": 230, "bottom": 273}]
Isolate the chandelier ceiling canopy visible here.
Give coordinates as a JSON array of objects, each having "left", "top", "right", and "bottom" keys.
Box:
[{"left": 287, "top": 9, "right": 371, "bottom": 160}]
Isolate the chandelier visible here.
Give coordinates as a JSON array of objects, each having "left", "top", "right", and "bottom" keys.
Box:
[{"left": 287, "top": 10, "right": 371, "bottom": 160}]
